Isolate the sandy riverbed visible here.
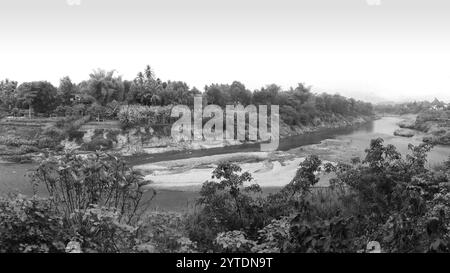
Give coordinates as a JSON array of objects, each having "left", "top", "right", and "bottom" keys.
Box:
[{"left": 134, "top": 150, "right": 335, "bottom": 190}]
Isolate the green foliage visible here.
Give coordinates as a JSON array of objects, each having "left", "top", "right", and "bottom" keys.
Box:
[
  {"left": 137, "top": 211, "right": 197, "bottom": 253},
  {"left": 3, "top": 138, "right": 450, "bottom": 253},
  {"left": 31, "top": 152, "right": 151, "bottom": 223},
  {"left": 187, "top": 162, "right": 265, "bottom": 250},
  {"left": 0, "top": 136, "right": 37, "bottom": 147},
  {"left": 16, "top": 81, "right": 58, "bottom": 114},
  {"left": 215, "top": 230, "right": 256, "bottom": 253},
  {"left": 2, "top": 66, "right": 374, "bottom": 135},
  {"left": 0, "top": 195, "right": 69, "bottom": 253},
  {"left": 250, "top": 217, "right": 291, "bottom": 253},
  {"left": 81, "top": 137, "right": 113, "bottom": 151},
  {"left": 183, "top": 138, "right": 450, "bottom": 253},
  {"left": 26, "top": 152, "right": 164, "bottom": 253},
  {"left": 3, "top": 154, "right": 33, "bottom": 163},
  {"left": 83, "top": 69, "right": 125, "bottom": 105},
  {"left": 118, "top": 104, "right": 172, "bottom": 128},
  {"left": 18, "top": 145, "right": 40, "bottom": 154},
  {"left": 375, "top": 99, "right": 449, "bottom": 115},
  {"left": 68, "top": 206, "right": 138, "bottom": 253},
  {"left": 57, "top": 76, "right": 78, "bottom": 106},
  {"left": 0, "top": 79, "right": 18, "bottom": 108}
]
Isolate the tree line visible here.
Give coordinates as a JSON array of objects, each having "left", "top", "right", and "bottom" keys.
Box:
[{"left": 0, "top": 65, "right": 374, "bottom": 126}]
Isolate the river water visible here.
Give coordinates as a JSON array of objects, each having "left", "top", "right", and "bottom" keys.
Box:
[{"left": 126, "top": 115, "right": 450, "bottom": 166}]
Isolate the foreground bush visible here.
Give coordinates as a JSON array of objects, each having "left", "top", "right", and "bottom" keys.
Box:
[
  {"left": 2, "top": 138, "right": 450, "bottom": 253},
  {"left": 32, "top": 152, "right": 150, "bottom": 223},
  {"left": 29, "top": 152, "right": 157, "bottom": 252},
  {"left": 186, "top": 162, "right": 265, "bottom": 250},
  {"left": 0, "top": 195, "right": 69, "bottom": 253},
  {"left": 186, "top": 138, "right": 450, "bottom": 253}
]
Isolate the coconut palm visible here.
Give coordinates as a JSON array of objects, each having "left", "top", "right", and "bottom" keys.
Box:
[{"left": 87, "top": 69, "right": 125, "bottom": 105}]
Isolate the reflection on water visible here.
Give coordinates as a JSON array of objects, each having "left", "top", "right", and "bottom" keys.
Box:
[
  {"left": 278, "top": 120, "right": 375, "bottom": 151},
  {"left": 333, "top": 116, "right": 450, "bottom": 166}
]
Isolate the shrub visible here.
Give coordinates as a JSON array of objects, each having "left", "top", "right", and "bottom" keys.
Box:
[
  {"left": 67, "top": 130, "right": 85, "bottom": 142},
  {"left": 37, "top": 136, "right": 60, "bottom": 149},
  {"left": 3, "top": 154, "right": 33, "bottom": 163},
  {"left": 29, "top": 152, "right": 156, "bottom": 253},
  {"left": 18, "top": 145, "right": 40, "bottom": 154},
  {"left": 68, "top": 206, "right": 138, "bottom": 253},
  {"left": 187, "top": 162, "right": 265, "bottom": 250},
  {"left": 137, "top": 211, "right": 197, "bottom": 253},
  {"left": 81, "top": 138, "right": 113, "bottom": 151},
  {"left": 117, "top": 104, "right": 171, "bottom": 128},
  {"left": 215, "top": 230, "right": 256, "bottom": 253},
  {"left": 0, "top": 195, "right": 69, "bottom": 253},
  {"left": 0, "top": 136, "right": 37, "bottom": 147},
  {"left": 31, "top": 152, "right": 152, "bottom": 223}
]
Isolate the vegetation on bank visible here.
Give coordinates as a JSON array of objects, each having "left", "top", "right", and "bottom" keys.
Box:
[
  {"left": 1, "top": 138, "right": 450, "bottom": 253},
  {"left": 375, "top": 99, "right": 449, "bottom": 115},
  {"left": 376, "top": 99, "right": 450, "bottom": 145},
  {"left": 1, "top": 65, "right": 373, "bottom": 129},
  {"left": 398, "top": 109, "right": 450, "bottom": 145},
  {"left": 1, "top": 66, "right": 375, "bottom": 162}
]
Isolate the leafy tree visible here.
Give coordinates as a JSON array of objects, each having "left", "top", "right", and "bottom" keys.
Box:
[
  {"left": 229, "top": 81, "right": 252, "bottom": 105},
  {"left": 127, "top": 65, "right": 163, "bottom": 105},
  {"left": 0, "top": 79, "right": 18, "bottom": 109},
  {"left": 16, "top": 81, "right": 57, "bottom": 116},
  {"left": 253, "top": 84, "right": 280, "bottom": 105},
  {"left": 84, "top": 69, "right": 125, "bottom": 105},
  {"left": 57, "top": 76, "right": 78, "bottom": 105},
  {"left": 204, "top": 84, "right": 231, "bottom": 107}
]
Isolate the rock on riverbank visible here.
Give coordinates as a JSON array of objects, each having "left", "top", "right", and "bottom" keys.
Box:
[{"left": 394, "top": 128, "right": 415, "bottom": 137}]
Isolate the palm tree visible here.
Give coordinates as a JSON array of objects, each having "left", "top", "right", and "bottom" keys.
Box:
[{"left": 87, "top": 69, "right": 124, "bottom": 105}]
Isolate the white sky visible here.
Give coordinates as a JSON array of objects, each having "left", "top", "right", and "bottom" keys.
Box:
[{"left": 1, "top": 0, "right": 450, "bottom": 102}]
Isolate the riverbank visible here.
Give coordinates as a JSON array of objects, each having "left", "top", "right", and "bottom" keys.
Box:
[
  {"left": 0, "top": 113, "right": 375, "bottom": 164},
  {"left": 397, "top": 110, "right": 450, "bottom": 145},
  {"left": 113, "top": 114, "right": 375, "bottom": 157}
]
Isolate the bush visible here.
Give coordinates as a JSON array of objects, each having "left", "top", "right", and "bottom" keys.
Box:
[
  {"left": 37, "top": 136, "right": 60, "bottom": 149},
  {"left": 0, "top": 136, "right": 37, "bottom": 147},
  {"left": 29, "top": 152, "right": 157, "bottom": 253},
  {"left": 31, "top": 152, "right": 152, "bottom": 223},
  {"left": 137, "top": 211, "right": 197, "bottom": 253},
  {"left": 0, "top": 195, "right": 69, "bottom": 253},
  {"left": 117, "top": 104, "right": 171, "bottom": 128},
  {"left": 81, "top": 138, "right": 113, "bottom": 151},
  {"left": 68, "top": 206, "right": 138, "bottom": 253},
  {"left": 187, "top": 162, "right": 265, "bottom": 250},
  {"left": 3, "top": 154, "right": 33, "bottom": 163},
  {"left": 67, "top": 130, "right": 85, "bottom": 142},
  {"left": 185, "top": 138, "right": 450, "bottom": 253},
  {"left": 18, "top": 145, "right": 40, "bottom": 154}
]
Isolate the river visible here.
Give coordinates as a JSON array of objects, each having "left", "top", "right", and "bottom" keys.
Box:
[
  {"left": 126, "top": 115, "right": 450, "bottom": 166},
  {"left": 1, "top": 115, "right": 449, "bottom": 210}
]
